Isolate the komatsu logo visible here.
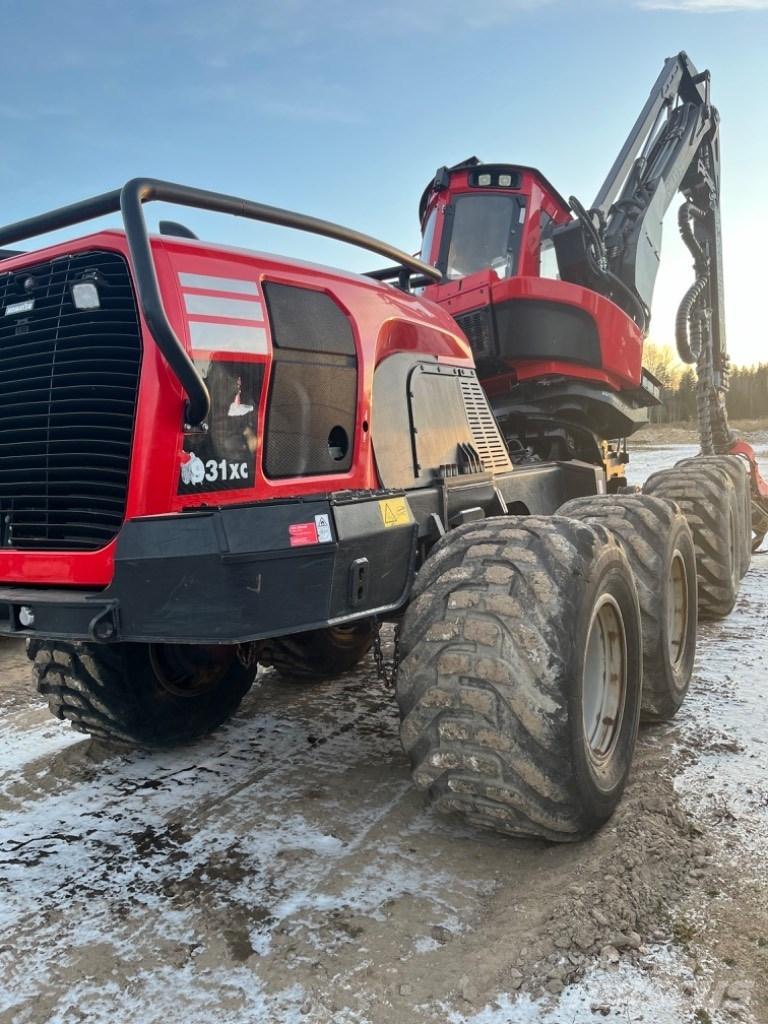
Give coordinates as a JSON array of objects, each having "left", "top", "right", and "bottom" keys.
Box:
[{"left": 4, "top": 299, "right": 34, "bottom": 316}]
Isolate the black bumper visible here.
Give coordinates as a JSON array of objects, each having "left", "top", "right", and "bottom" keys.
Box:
[{"left": 0, "top": 493, "right": 417, "bottom": 645}]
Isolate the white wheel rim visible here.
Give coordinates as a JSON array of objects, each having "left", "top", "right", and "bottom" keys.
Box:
[
  {"left": 667, "top": 550, "right": 689, "bottom": 672},
  {"left": 582, "top": 595, "right": 627, "bottom": 768}
]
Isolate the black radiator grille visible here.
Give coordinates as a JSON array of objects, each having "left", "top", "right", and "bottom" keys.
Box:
[{"left": 0, "top": 250, "right": 141, "bottom": 551}]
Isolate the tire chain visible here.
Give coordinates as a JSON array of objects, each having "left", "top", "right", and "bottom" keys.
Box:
[
  {"left": 372, "top": 619, "right": 401, "bottom": 688},
  {"left": 236, "top": 642, "right": 259, "bottom": 670}
]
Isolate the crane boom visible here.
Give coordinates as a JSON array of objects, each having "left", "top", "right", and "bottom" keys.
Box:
[{"left": 554, "top": 51, "right": 730, "bottom": 454}]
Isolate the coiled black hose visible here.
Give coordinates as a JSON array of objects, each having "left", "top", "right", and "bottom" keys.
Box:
[
  {"left": 675, "top": 275, "right": 707, "bottom": 363},
  {"left": 678, "top": 201, "right": 708, "bottom": 264},
  {"left": 677, "top": 200, "right": 732, "bottom": 454}
]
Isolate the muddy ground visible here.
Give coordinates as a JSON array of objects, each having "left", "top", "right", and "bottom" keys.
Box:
[{"left": 1, "top": 442, "right": 767, "bottom": 1024}]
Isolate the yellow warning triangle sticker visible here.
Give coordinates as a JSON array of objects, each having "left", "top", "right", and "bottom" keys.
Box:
[{"left": 378, "top": 497, "right": 411, "bottom": 527}]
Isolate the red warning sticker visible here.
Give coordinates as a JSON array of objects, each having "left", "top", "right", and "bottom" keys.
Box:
[{"left": 289, "top": 521, "right": 319, "bottom": 547}]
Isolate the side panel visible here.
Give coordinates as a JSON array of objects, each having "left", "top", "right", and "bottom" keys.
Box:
[
  {"left": 371, "top": 354, "right": 511, "bottom": 489},
  {"left": 0, "top": 229, "right": 470, "bottom": 588},
  {"left": 160, "top": 245, "right": 471, "bottom": 507}
]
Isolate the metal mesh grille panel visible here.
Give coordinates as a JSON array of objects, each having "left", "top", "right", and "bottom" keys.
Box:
[
  {"left": 459, "top": 376, "right": 512, "bottom": 473},
  {"left": 263, "top": 283, "right": 358, "bottom": 478},
  {"left": 0, "top": 250, "right": 141, "bottom": 551},
  {"left": 454, "top": 307, "right": 495, "bottom": 359},
  {"left": 263, "top": 281, "right": 355, "bottom": 356},
  {"left": 264, "top": 355, "right": 356, "bottom": 477}
]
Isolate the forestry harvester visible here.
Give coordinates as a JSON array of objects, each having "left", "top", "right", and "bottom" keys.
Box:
[{"left": 0, "top": 52, "right": 764, "bottom": 840}]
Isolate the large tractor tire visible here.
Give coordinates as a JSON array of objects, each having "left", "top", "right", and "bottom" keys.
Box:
[
  {"left": 558, "top": 494, "right": 697, "bottom": 723},
  {"left": 674, "top": 455, "right": 752, "bottom": 576},
  {"left": 644, "top": 465, "right": 743, "bottom": 619},
  {"left": 396, "top": 516, "right": 643, "bottom": 842},
  {"left": 259, "top": 621, "right": 374, "bottom": 682},
  {"left": 31, "top": 641, "right": 258, "bottom": 746}
]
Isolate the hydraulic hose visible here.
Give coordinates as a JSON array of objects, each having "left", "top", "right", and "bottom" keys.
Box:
[
  {"left": 569, "top": 196, "right": 649, "bottom": 332},
  {"left": 675, "top": 275, "right": 707, "bottom": 363},
  {"left": 676, "top": 200, "right": 732, "bottom": 453},
  {"left": 678, "top": 201, "right": 708, "bottom": 264},
  {"left": 676, "top": 202, "right": 709, "bottom": 364},
  {"left": 603, "top": 267, "right": 650, "bottom": 333}
]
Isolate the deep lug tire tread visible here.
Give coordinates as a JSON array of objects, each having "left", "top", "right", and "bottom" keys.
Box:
[
  {"left": 558, "top": 494, "right": 697, "bottom": 722},
  {"left": 674, "top": 455, "right": 752, "bottom": 577},
  {"left": 31, "top": 641, "right": 256, "bottom": 746},
  {"left": 643, "top": 467, "right": 741, "bottom": 619}
]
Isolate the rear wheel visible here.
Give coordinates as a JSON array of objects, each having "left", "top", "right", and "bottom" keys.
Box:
[
  {"left": 396, "top": 516, "right": 643, "bottom": 841},
  {"left": 259, "top": 621, "right": 374, "bottom": 681},
  {"left": 558, "top": 494, "right": 697, "bottom": 722},
  {"left": 674, "top": 455, "right": 752, "bottom": 576},
  {"left": 644, "top": 466, "right": 742, "bottom": 619},
  {"left": 32, "top": 641, "right": 258, "bottom": 746}
]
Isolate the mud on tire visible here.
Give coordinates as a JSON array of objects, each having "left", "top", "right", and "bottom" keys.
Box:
[
  {"left": 32, "top": 641, "right": 258, "bottom": 746},
  {"left": 644, "top": 465, "right": 742, "bottom": 619},
  {"left": 259, "top": 621, "right": 374, "bottom": 681},
  {"left": 558, "top": 494, "right": 697, "bottom": 723},
  {"left": 674, "top": 455, "right": 752, "bottom": 577},
  {"left": 396, "top": 516, "right": 643, "bottom": 841}
]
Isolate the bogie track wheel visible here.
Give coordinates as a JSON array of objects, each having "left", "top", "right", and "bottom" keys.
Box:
[
  {"left": 559, "top": 494, "right": 697, "bottom": 722},
  {"left": 674, "top": 455, "right": 752, "bottom": 577},
  {"left": 644, "top": 465, "right": 743, "bottom": 619},
  {"left": 396, "top": 517, "right": 643, "bottom": 841}
]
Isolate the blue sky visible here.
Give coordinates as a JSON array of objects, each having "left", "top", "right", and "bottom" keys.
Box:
[{"left": 1, "top": 0, "right": 766, "bottom": 364}]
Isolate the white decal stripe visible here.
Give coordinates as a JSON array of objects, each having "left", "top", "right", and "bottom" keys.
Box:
[
  {"left": 184, "top": 293, "right": 264, "bottom": 320},
  {"left": 179, "top": 272, "right": 259, "bottom": 295},
  {"left": 188, "top": 321, "right": 268, "bottom": 353}
]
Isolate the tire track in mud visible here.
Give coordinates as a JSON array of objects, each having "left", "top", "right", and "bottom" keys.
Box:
[
  {"left": 0, "top": 648, "right": 496, "bottom": 1023},
  {"left": 0, "top": 633, "right": 715, "bottom": 1024}
]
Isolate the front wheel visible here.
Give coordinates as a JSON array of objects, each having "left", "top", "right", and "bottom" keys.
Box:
[
  {"left": 396, "top": 516, "right": 643, "bottom": 841},
  {"left": 32, "top": 641, "right": 258, "bottom": 746}
]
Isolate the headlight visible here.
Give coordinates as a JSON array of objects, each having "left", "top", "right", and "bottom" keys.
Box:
[{"left": 71, "top": 281, "right": 100, "bottom": 310}]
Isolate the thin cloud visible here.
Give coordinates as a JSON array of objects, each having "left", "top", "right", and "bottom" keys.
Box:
[
  {"left": 184, "top": 78, "right": 363, "bottom": 126},
  {"left": 256, "top": 98, "right": 362, "bottom": 126},
  {"left": 180, "top": 0, "right": 557, "bottom": 49},
  {"left": 0, "top": 101, "right": 74, "bottom": 122},
  {"left": 462, "top": 0, "right": 559, "bottom": 27},
  {"left": 639, "top": 0, "right": 768, "bottom": 9}
]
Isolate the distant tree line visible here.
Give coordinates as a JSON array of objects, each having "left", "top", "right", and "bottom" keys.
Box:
[{"left": 642, "top": 343, "right": 768, "bottom": 423}]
